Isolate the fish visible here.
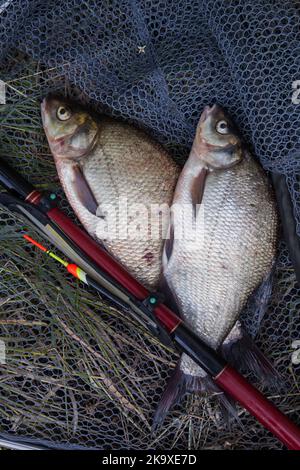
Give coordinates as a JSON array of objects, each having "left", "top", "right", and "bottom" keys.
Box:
[
  {"left": 154, "top": 104, "right": 279, "bottom": 427},
  {"left": 41, "top": 96, "right": 180, "bottom": 290}
]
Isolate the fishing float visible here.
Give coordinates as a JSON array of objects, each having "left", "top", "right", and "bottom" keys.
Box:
[{"left": 1, "top": 158, "right": 300, "bottom": 449}]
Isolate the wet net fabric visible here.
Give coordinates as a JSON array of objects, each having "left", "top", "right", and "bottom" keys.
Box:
[{"left": 0, "top": 0, "right": 300, "bottom": 449}]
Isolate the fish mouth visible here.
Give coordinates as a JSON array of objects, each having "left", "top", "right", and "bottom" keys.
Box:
[
  {"left": 200, "top": 104, "right": 223, "bottom": 122},
  {"left": 40, "top": 97, "right": 62, "bottom": 143}
]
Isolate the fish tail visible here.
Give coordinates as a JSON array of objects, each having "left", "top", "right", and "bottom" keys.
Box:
[
  {"left": 222, "top": 330, "right": 282, "bottom": 391},
  {"left": 152, "top": 361, "right": 237, "bottom": 433}
]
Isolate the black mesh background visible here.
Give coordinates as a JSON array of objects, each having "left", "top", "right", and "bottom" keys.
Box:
[{"left": 0, "top": 0, "right": 300, "bottom": 450}]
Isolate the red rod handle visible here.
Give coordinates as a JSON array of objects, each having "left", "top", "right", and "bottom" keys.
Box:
[{"left": 215, "top": 366, "right": 300, "bottom": 450}]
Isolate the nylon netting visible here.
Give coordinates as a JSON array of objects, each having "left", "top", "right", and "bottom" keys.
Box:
[{"left": 0, "top": 0, "right": 299, "bottom": 450}]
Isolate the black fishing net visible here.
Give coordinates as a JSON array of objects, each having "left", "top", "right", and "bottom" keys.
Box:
[{"left": 0, "top": 0, "right": 300, "bottom": 450}]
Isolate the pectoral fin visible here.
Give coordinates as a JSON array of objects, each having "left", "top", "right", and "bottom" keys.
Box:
[
  {"left": 159, "top": 271, "right": 181, "bottom": 316},
  {"left": 163, "top": 222, "right": 174, "bottom": 263},
  {"left": 191, "top": 168, "right": 207, "bottom": 216},
  {"left": 160, "top": 219, "right": 180, "bottom": 313},
  {"left": 71, "top": 164, "right": 98, "bottom": 215}
]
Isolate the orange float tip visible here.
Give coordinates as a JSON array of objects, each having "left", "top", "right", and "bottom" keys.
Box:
[{"left": 23, "top": 234, "right": 47, "bottom": 252}]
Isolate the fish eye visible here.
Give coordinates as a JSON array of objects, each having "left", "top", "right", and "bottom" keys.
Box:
[
  {"left": 216, "top": 120, "right": 229, "bottom": 135},
  {"left": 56, "top": 105, "right": 72, "bottom": 121}
]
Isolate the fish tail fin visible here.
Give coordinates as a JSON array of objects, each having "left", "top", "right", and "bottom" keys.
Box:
[
  {"left": 152, "top": 360, "right": 237, "bottom": 433},
  {"left": 222, "top": 325, "right": 282, "bottom": 391},
  {"left": 152, "top": 362, "right": 184, "bottom": 433}
]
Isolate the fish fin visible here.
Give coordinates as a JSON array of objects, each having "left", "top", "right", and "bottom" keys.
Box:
[
  {"left": 222, "top": 322, "right": 282, "bottom": 391},
  {"left": 191, "top": 168, "right": 207, "bottom": 216},
  {"left": 71, "top": 164, "right": 98, "bottom": 216},
  {"left": 240, "top": 262, "right": 276, "bottom": 339},
  {"left": 271, "top": 173, "right": 300, "bottom": 287},
  {"left": 159, "top": 272, "right": 181, "bottom": 316},
  {"left": 163, "top": 222, "right": 174, "bottom": 264},
  {"left": 152, "top": 361, "right": 237, "bottom": 433},
  {"left": 160, "top": 221, "right": 181, "bottom": 314}
]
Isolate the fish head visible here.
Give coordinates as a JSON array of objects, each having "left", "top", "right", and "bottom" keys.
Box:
[
  {"left": 41, "top": 96, "right": 99, "bottom": 161},
  {"left": 193, "top": 104, "right": 243, "bottom": 170}
]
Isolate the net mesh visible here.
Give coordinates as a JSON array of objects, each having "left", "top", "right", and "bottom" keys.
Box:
[{"left": 0, "top": 0, "right": 300, "bottom": 450}]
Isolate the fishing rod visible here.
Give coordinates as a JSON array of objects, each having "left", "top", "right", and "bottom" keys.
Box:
[{"left": 1, "top": 159, "right": 300, "bottom": 449}]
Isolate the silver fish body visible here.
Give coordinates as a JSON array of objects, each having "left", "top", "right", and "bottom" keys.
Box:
[
  {"left": 162, "top": 105, "right": 278, "bottom": 378},
  {"left": 41, "top": 98, "right": 180, "bottom": 289}
]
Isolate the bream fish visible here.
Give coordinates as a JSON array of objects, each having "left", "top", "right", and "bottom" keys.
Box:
[
  {"left": 41, "top": 96, "right": 180, "bottom": 290},
  {"left": 155, "top": 104, "right": 279, "bottom": 426}
]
